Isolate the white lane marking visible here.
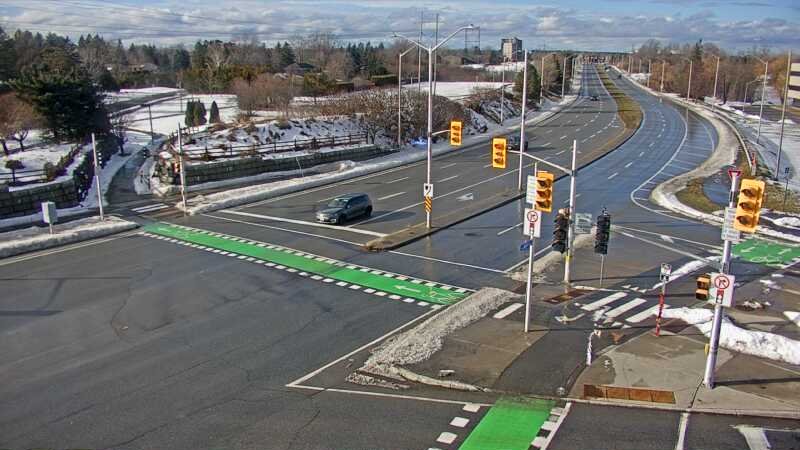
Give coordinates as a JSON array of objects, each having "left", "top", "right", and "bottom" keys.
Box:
[
  {"left": 463, "top": 403, "right": 481, "bottom": 413},
  {"left": 494, "top": 303, "right": 524, "bottom": 319},
  {"left": 497, "top": 222, "right": 522, "bottom": 236},
  {"left": 377, "top": 192, "right": 406, "bottom": 201},
  {"left": 605, "top": 298, "right": 647, "bottom": 318},
  {"left": 538, "top": 402, "right": 572, "bottom": 450},
  {"left": 607, "top": 172, "right": 619, "bottom": 180},
  {"left": 317, "top": 193, "right": 344, "bottom": 202},
  {"left": 660, "top": 235, "right": 674, "bottom": 243},
  {"left": 616, "top": 230, "right": 711, "bottom": 261},
  {"left": 389, "top": 249, "right": 507, "bottom": 274},
  {"left": 560, "top": 135, "right": 567, "bottom": 140},
  {"left": 204, "top": 213, "right": 363, "bottom": 247},
  {"left": 639, "top": 151, "right": 645, "bottom": 157},
  {"left": 734, "top": 425, "right": 771, "bottom": 450},
  {"left": 581, "top": 292, "right": 627, "bottom": 311},
  {"left": 483, "top": 163, "right": 493, "bottom": 168},
  {"left": 784, "top": 311, "right": 800, "bottom": 327},
  {"left": 546, "top": 129, "right": 553, "bottom": 133},
  {"left": 555, "top": 150, "right": 565, "bottom": 155},
  {"left": 132, "top": 203, "right": 169, "bottom": 213},
  {"left": 450, "top": 417, "right": 469, "bottom": 428},
  {"left": 612, "top": 225, "right": 721, "bottom": 250},
  {"left": 543, "top": 142, "right": 551, "bottom": 146},
  {"left": 0, "top": 229, "right": 140, "bottom": 267},
  {"left": 438, "top": 175, "right": 459, "bottom": 183},
  {"left": 222, "top": 210, "right": 386, "bottom": 237},
  {"left": 436, "top": 432, "right": 458, "bottom": 445},
  {"left": 387, "top": 176, "right": 410, "bottom": 184},
  {"left": 286, "top": 308, "right": 440, "bottom": 387},
  {"left": 624, "top": 161, "right": 634, "bottom": 168},
  {"left": 627, "top": 305, "right": 668, "bottom": 324},
  {"left": 440, "top": 163, "right": 457, "bottom": 169}
]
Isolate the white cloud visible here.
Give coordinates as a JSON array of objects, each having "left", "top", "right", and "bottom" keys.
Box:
[{"left": 0, "top": 0, "right": 797, "bottom": 51}]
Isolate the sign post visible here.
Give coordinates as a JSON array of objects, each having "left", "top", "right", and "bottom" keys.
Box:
[
  {"left": 91, "top": 133, "right": 105, "bottom": 221},
  {"left": 524, "top": 162, "right": 539, "bottom": 333},
  {"left": 704, "top": 171, "right": 739, "bottom": 389},
  {"left": 41, "top": 201, "right": 57, "bottom": 235},
  {"left": 655, "top": 263, "right": 671, "bottom": 336}
]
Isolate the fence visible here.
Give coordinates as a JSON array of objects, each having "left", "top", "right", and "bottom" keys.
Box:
[{"left": 179, "top": 132, "right": 369, "bottom": 161}]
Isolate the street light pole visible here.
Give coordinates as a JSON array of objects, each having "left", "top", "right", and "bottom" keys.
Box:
[
  {"left": 393, "top": 25, "right": 477, "bottom": 229},
  {"left": 561, "top": 54, "right": 567, "bottom": 99},
  {"left": 712, "top": 55, "right": 721, "bottom": 110},
  {"left": 564, "top": 139, "right": 578, "bottom": 286},
  {"left": 776, "top": 50, "right": 792, "bottom": 180},
  {"left": 500, "top": 58, "right": 506, "bottom": 123},
  {"left": 397, "top": 45, "right": 416, "bottom": 148},
  {"left": 755, "top": 56, "right": 769, "bottom": 144},
  {"left": 517, "top": 50, "right": 529, "bottom": 191},
  {"left": 540, "top": 55, "right": 545, "bottom": 102},
  {"left": 660, "top": 60, "right": 666, "bottom": 94}
]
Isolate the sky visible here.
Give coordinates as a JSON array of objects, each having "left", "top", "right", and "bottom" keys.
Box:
[{"left": 1, "top": 0, "right": 798, "bottom": 52}]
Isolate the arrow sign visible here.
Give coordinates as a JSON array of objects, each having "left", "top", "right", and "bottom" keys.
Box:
[
  {"left": 520, "top": 239, "right": 532, "bottom": 251},
  {"left": 457, "top": 193, "right": 474, "bottom": 201}
]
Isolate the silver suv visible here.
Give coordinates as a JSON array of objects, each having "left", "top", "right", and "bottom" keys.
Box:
[{"left": 316, "top": 193, "right": 373, "bottom": 224}]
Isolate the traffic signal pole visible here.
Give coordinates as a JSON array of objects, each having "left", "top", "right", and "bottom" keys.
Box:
[
  {"left": 704, "top": 171, "right": 739, "bottom": 389},
  {"left": 524, "top": 161, "right": 539, "bottom": 333},
  {"left": 564, "top": 140, "right": 577, "bottom": 286}
]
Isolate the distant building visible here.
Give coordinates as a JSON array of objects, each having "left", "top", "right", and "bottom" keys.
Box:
[{"left": 501, "top": 38, "right": 522, "bottom": 62}]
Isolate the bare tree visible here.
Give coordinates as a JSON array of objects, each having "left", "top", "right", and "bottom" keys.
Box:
[
  {"left": 232, "top": 74, "right": 293, "bottom": 118},
  {"left": 0, "top": 93, "right": 39, "bottom": 155}
]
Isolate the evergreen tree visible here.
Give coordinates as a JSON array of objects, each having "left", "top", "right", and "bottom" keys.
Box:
[
  {"left": 192, "top": 100, "right": 207, "bottom": 127},
  {"left": 10, "top": 45, "right": 109, "bottom": 140},
  {"left": 514, "top": 63, "right": 542, "bottom": 105},
  {"left": 97, "top": 69, "right": 119, "bottom": 92},
  {"left": 209, "top": 100, "right": 221, "bottom": 123},
  {"left": 0, "top": 26, "right": 15, "bottom": 82},
  {"left": 279, "top": 42, "right": 296, "bottom": 68},
  {"left": 184, "top": 100, "right": 196, "bottom": 128}
]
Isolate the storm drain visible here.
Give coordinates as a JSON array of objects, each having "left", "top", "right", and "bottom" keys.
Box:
[
  {"left": 544, "top": 289, "right": 591, "bottom": 304},
  {"left": 583, "top": 384, "right": 676, "bottom": 404}
]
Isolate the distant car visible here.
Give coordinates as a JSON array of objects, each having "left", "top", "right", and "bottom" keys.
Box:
[
  {"left": 506, "top": 135, "right": 529, "bottom": 152},
  {"left": 590, "top": 95, "right": 599, "bottom": 101},
  {"left": 316, "top": 193, "right": 372, "bottom": 224}
]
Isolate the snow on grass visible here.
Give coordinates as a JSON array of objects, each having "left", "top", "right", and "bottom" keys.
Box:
[
  {"left": 785, "top": 311, "right": 800, "bottom": 328},
  {"left": 403, "top": 81, "right": 507, "bottom": 101},
  {"left": 104, "top": 87, "right": 183, "bottom": 104},
  {"left": 125, "top": 94, "right": 239, "bottom": 135},
  {"left": 652, "top": 259, "right": 711, "bottom": 290},
  {"left": 0, "top": 216, "right": 138, "bottom": 259},
  {"left": 662, "top": 307, "right": 800, "bottom": 366}
]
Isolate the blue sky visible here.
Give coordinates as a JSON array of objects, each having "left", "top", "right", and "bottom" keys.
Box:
[{"left": 1, "top": 0, "right": 798, "bottom": 51}]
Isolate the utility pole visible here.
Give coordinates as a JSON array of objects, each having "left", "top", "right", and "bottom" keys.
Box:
[
  {"left": 148, "top": 104, "right": 154, "bottom": 138},
  {"left": 561, "top": 54, "right": 567, "bottom": 99},
  {"left": 500, "top": 58, "right": 506, "bottom": 123},
  {"left": 756, "top": 57, "right": 768, "bottom": 144},
  {"left": 712, "top": 56, "right": 721, "bottom": 111},
  {"left": 776, "top": 51, "right": 792, "bottom": 180},
  {"left": 540, "top": 55, "right": 545, "bottom": 101},
  {"left": 91, "top": 133, "right": 104, "bottom": 221},
  {"left": 177, "top": 125, "right": 188, "bottom": 210},
  {"left": 704, "top": 171, "right": 739, "bottom": 388},
  {"left": 517, "top": 50, "right": 529, "bottom": 191},
  {"left": 660, "top": 60, "right": 666, "bottom": 94},
  {"left": 418, "top": 10, "right": 423, "bottom": 97},
  {"left": 564, "top": 139, "right": 577, "bottom": 286},
  {"left": 397, "top": 46, "right": 416, "bottom": 148},
  {"left": 432, "top": 13, "right": 439, "bottom": 98}
]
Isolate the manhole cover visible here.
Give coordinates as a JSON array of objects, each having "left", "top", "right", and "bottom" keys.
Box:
[{"left": 544, "top": 288, "right": 591, "bottom": 304}]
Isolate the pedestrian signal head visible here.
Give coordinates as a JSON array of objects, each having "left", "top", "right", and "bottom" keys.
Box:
[
  {"left": 534, "top": 171, "right": 554, "bottom": 212},
  {"left": 491, "top": 137, "right": 507, "bottom": 169},
  {"left": 734, "top": 179, "right": 765, "bottom": 233},
  {"left": 594, "top": 213, "right": 611, "bottom": 255},
  {"left": 695, "top": 274, "right": 710, "bottom": 300},
  {"left": 552, "top": 212, "right": 569, "bottom": 253},
  {"left": 450, "top": 120, "right": 462, "bottom": 146}
]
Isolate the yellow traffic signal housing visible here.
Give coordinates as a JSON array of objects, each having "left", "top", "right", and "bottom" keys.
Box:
[
  {"left": 534, "top": 171, "right": 554, "bottom": 212},
  {"left": 449, "top": 120, "right": 463, "bottom": 146},
  {"left": 491, "top": 137, "right": 507, "bottom": 169},
  {"left": 734, "top": 179, "right": 765, "bottom": 233},
  {"left": 695, "top": 274, "right": 710, "bottom": 300}
]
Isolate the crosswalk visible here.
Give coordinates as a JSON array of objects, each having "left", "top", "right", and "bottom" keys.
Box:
[
  {"left": 577, "top": 291, "right": 669, "bottom": 329},
  {"left": 131, "top": 203, "right": 170, "bottom": 214}
]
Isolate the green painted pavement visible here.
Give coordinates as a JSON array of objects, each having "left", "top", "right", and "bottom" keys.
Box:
[
  {"left": 733, "top": 238, "right": 800, "bottom": 268},
  {"left": 458, "top": 397, "right": 555, "bottom": 450},
  {"left": 143, "top": 223, "right": 467, "bottom": 305}
]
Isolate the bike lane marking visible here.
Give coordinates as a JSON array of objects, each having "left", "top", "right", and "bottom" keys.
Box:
[
  {"left": 733, "top": 239, "right": 800, "bottom": 268},
  {"left": 458, "top": 397, "right": 555, "bottom": 450},
  {"left": 142, "top": 223, "right": 469, "bottom": 305}
]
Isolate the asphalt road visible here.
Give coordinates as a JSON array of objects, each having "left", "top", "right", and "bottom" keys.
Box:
[
  {"left": 1, "top": 65, "right": 790, "bottom": 450},
  {"left": 203, "top": 64, "right": 622, "bottom": 247}
]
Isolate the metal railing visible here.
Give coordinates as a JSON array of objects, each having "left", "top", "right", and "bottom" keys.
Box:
[{"left": 180, "top": 132, "right": 369, "bottom": 160}]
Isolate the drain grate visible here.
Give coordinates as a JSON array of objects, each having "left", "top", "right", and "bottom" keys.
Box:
[
  {"left": 583, "top": 384, "right": 676, "bottom": 404},
  {"left": 544, "top": 289, "right": 591, "bottom": 304}
]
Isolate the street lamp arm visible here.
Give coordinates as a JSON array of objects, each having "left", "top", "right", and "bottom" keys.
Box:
[
  {"left": 392, "top": 33, "right": 428, "bottom": 52},
  {"left": 432, "top": 25, "right": 476, "bottom": 51},
  {"left": 400, "top": 45, "right": 417, "bottom": 57}
]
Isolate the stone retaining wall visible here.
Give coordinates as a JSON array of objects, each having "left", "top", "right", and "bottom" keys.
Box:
[
  {"left": 177, "top": 144, "right": 391, "bottom": 186},
  {"left": 0, "top": 179, "right": 80, "bottom": 219}
]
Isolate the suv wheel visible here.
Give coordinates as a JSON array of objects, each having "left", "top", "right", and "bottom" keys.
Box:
[
  {"left": 364, "top": 206, "right": 372, "bottom": 217},
  {"left": 336, "top": 214, "right": 345, "bottom": 225}
]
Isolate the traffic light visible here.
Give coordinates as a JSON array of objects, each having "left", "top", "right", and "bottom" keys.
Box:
[
  {"left": 734, "top": 178, "right": 765, "bottom": 233},
  {"left": 491, "top": 137, "right": 507, "bottom": 168},
  {"left": 594, "top": 212, "right": 611, "bottom": 255},
  {"left": 534, "top": 171, "right": 554, "bottom": 212},
  {"left": 696, "top": 274, "right": 710, "bottom": 300},
  {"left": 552, "top": 210, "right": 569, "bottom": 253},
  {"left": 449, "top": 120, "right": 462, "bottom": 146}
]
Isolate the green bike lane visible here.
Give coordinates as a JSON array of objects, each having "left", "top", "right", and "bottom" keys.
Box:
[
  {"left": 459, "top": 397, "right": 556, "bottom": 450},
  {"left": 733, "top": 238, "right": 800, "bottom": 268},
  {"left": 142, "top": 223, "right": 470, "bottom": 306}
]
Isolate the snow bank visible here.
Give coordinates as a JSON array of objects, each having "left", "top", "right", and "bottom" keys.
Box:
[
  {"left": 0, "top": 216, "right": 138, "bottom": 259},
  {"left": 364, "top": 287, "right": 517, "bottom": 367},
  {"left": 652, "top": 259, "right": 710, "bottom": 290},
  {"left": 662, "top": 307, "right": 800, "bottom": 366},
  {"left": 403, "top": 81, "right": 507, "bottom": 101}
]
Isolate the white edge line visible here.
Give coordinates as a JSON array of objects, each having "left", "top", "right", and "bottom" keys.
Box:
[
  {"left": 289, "top": 384, "right": 493, "bottom": 407},
  {"left": 286, "top": 308, "right": 440, "bottom": 387},
  {"left": 503, "top": 246, "right": 551, "bottom": 273},
  {"left": 223, "top": 210, "right": 387, "bottom": 237},
  {"left": 493, "top": 303, "right": 524, "bottom": 319},
  {"left": 540, "top": 402, "right": 572, "bottom": 450},
  {"left": 674, "top": 412, "right": 689, "bottom": 450},
  {"left": 0, "top": 228, "right": 140, "bottom": 267}
]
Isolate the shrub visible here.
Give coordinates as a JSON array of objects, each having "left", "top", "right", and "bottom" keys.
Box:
[{"left": 276, "top": 118, "right": 291, "bottom": 130}]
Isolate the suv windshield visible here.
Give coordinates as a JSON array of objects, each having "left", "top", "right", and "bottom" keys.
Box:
[{"left": 327, "top": 198, "right": 349, "bottom": 208}]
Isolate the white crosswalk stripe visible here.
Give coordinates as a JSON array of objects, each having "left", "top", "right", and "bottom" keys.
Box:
[
  {"left": 605, "top": 298, "right": 647, "bottom": 318},
  {"left": 581, "top": 292, "right": 627, "bottom": 311},
  {"left": 132, "top": 203, "right": 169, "bottom": 213},
  {"left": 626, "top": 304, "right": 669, "bottom": 323}
]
